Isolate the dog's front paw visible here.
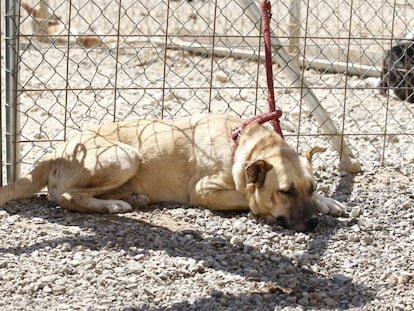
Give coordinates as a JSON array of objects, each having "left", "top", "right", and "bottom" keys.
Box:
[
  {"left": 313, "top": 194, "right": 346, "bottom": 217},
  {"left": 105, "top": 200, "right": 133, "bottom": 213}
]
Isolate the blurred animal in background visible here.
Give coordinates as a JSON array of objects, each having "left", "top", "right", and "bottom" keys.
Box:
[
  {"left": 379, "top": 32, "right": 414, "bottom": 103},
  {"left": 21, "top": 1, "right": 101, "bottom": 48}
]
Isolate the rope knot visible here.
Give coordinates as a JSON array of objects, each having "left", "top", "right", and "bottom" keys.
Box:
[{"left": 231, "top": 110, "right": 283, "bottom": 144}]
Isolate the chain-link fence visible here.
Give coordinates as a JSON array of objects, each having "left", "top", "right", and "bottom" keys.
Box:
[{"left": 1, "top": 0, "right": 414, "bottom": 183}]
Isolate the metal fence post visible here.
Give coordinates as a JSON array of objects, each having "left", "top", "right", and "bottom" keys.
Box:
[
  {"left": 4, "top": 0, "right": 21, "bottom": 182},
  {"left": 0, "top": 0, "right": 3, "bottom": 185}
]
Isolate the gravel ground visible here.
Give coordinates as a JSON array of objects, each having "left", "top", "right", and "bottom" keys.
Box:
[{"left": 0, "top": 162, "right": 413, "bottom": 310}]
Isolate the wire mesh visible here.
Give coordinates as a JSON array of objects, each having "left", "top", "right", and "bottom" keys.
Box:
[{"left": 1, "top": 0, "right": 414, "bottom": 184}]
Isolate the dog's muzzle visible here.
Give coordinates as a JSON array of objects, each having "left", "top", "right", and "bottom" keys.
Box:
[{"left": 276, "top": 215, "right": 319, "bottom": 232}]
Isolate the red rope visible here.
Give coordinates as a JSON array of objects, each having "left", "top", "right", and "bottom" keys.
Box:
[
  {"left": 231, "top": 0, "right": 283, "bottom": 143},
  {"left": 261, "top": 0, "right": 283, "bottom": 139},
  {"left": 231, "top": 111, "right": 282, "bottom": 142}
]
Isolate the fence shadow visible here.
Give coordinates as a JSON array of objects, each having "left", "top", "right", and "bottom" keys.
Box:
[{"left": 0, "top": 197, "right": 374, "bottom": 310}]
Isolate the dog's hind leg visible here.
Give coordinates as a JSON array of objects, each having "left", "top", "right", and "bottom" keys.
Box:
[
  {"left": 58, "top": 192, "right": 134, "bottom": 213},
  {"left": 49, "top": 142, "right": 142, "bottom": 213},
  {"left": 97, "top": 183, "right": 150, "bottom": 207}
]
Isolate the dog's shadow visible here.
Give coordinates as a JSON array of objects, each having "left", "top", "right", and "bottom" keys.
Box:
[
  {"left": 304, "top": 170, "right": 357, "bottom": 258},
  {"left": 1, "top": 195, "right": 373, "bottom": 310}
]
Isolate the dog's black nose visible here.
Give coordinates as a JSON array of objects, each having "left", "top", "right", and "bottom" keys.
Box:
[
  {"left": 305, "top": 216, "right": 319, "bottom": 231},
  {"left": 276, "top": 216, "right": 289, "bottom": 229}
]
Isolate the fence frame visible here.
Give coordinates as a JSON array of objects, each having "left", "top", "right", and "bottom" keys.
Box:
[{"left": 4, "top": 0, "right": 21, "bottom": 184}]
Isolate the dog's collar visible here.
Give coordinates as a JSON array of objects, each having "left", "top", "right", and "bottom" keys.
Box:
[
  {"left": 231, "top": 127, "right": 243, "bottom": 145},
  {"left": 231, "top": 111, "right": 283, "bottom": 146}
]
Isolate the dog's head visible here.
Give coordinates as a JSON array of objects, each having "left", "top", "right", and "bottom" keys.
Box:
[
  {"left": 243, "top": 146, "right": 324, "bottom": 232},
  {"left": 234, "top": 123, "right": 325, "bottom": 232}
]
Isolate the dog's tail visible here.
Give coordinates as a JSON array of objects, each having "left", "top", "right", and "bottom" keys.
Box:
[{"left": 0, "top": 158, "right": 54, "bottom": 206}]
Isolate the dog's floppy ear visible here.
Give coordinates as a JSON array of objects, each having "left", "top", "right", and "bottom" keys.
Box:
[
  {"left": 244, "top": 160, "right": 273, "bottom": 187},
  {"left": 302, "top": 146, "right": 327, "bottom": 162}
]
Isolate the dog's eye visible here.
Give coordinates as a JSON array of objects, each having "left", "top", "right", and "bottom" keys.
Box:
[{"left": 279, "top": 189, "right": 295, "bottom": 196}]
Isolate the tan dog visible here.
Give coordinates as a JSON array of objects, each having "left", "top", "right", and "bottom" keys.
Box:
[
  {"left": 21, "top": 2, "right": 101, "bottom": 47},
  {"left": 0, "top": 114, "right": 344, "bottom": 232}
]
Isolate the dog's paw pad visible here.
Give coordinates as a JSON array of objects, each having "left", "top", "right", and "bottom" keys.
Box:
[{"left": 106, "top": 200, "right": 133, "bottom": 213}]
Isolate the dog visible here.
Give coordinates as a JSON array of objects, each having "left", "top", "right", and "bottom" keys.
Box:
[
  {"left": 0, "top": 114, "right": 345, "bottom": 232},
  {"left": 21, "top": 2, "right": 102, "bottom": 47},
  {"left": 379, "top": 34, "right": 414, "bottom": 103}
]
